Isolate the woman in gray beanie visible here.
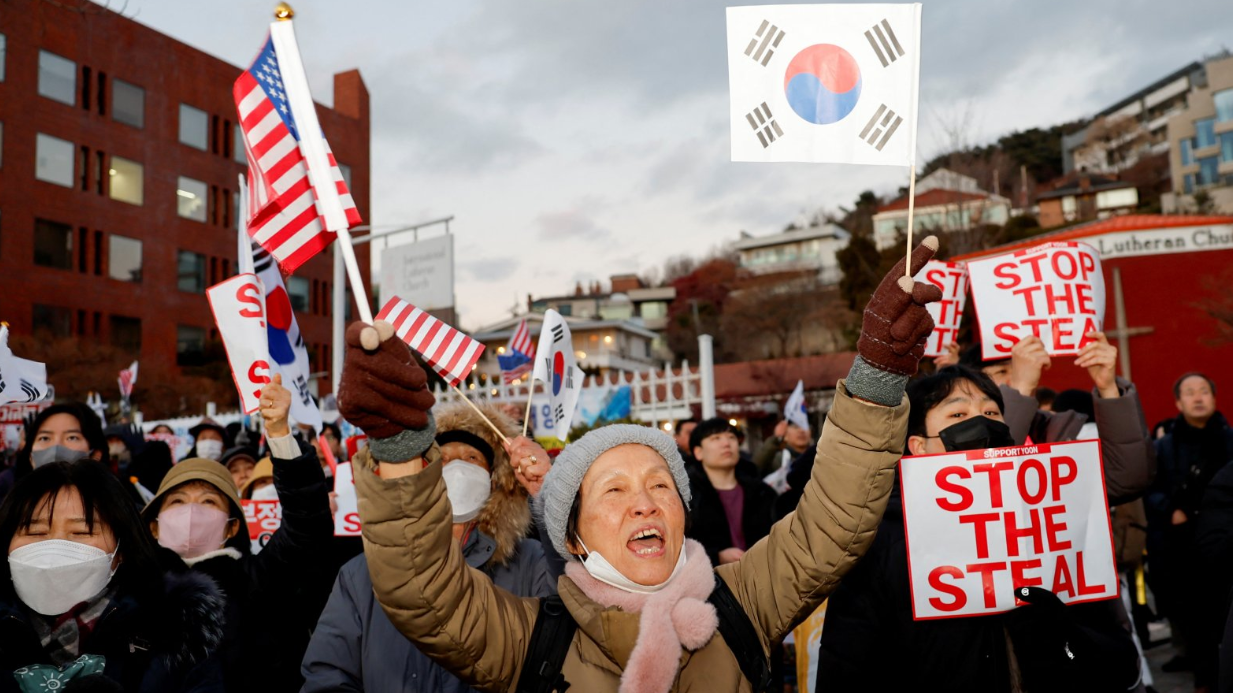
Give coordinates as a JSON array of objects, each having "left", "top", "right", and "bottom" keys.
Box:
[{"left": 341, "top": 239, "right": 941, "bottom": 693}]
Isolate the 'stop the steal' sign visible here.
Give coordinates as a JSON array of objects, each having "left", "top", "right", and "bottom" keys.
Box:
[
  {"left": 206, "top": 274, "right": 273, "bottom": 415},
  {"left": 967, "top": 242, "right": 1105, "bottom": 360},
  {"left": 899, "top": 439, "right": 1118, "bottom": 620},
  {"left": 915, "top": 260, "right": 967, "bottom": 357}
]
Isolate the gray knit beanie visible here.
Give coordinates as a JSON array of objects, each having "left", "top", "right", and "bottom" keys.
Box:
[{"left": 536, "top": 424, "right": 692, "bottom": 561}]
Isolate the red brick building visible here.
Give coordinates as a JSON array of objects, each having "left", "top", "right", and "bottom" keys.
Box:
[{"left": 0, "top": 0, "right": 369, "bottom": 394}]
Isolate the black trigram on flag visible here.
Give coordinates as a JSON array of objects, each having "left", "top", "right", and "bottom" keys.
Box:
[
  {"left": 745, "top": 102, "right": 783, "bottom": 149},
  {"left": 19, "top": 381, "right": 40, "bottom": 403},
  {"left": 554, "top": 404, "right": 565, "bottom": 423},
  {"left": 859, "top": 105, "right": 903, "bottom": 152},
  {"left": 865, "top": 19, "right": 906, "bottom": 67},
  {"left": 551, "top": 324, "right": 565, "bottom": 344},
  {"left": 743, "top": 20, "right": 785, "bottom": 67}
]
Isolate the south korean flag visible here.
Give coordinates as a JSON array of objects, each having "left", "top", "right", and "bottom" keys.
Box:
[
  {"left": 727, "top": 4, "right": 922, "bottom": 167},
  {"left": 0, "top": 325, "right": 49, "bottom": 406}
]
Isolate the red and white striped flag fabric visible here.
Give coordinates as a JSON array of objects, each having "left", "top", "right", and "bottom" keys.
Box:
[
  {"left": 234, "top": 34, "right": 361, "bottom": 273},
  {"left": 499, "top": 319, "right": 536, "bottom": 384},
  {"left": 376, "top": 297, "right": 485, "bottom": 387},
  {"left": 117, "top": 361, "right": 138, "bottom": 399}
]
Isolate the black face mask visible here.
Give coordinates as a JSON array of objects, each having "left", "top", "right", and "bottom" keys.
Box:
[{"left": 938, "top": 416, "right": 1014, "bottom": 452}]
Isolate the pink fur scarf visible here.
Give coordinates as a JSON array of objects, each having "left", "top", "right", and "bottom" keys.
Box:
[{"left": 564, "top": 539, "right": 719, "bottom": 693}]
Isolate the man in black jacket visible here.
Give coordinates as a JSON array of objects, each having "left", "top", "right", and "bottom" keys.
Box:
[
  {"left": 818, "top": 366, "right": 1141, "bottom": 692},
  {"left": 684, "top": 418, "right": 777, "bottom": 566}
]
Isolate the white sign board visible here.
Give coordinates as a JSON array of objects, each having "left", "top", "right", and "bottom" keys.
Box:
[
  {"left": 915, "top": 260, "right": 967, "bottom": 357},
  {"left": 899, "top": 440, "right": 1118, "bottom": 620},
  {"left": 206, "top": 274, "right": 273, "bottom": 415},
  {"left": 333, "top": 462, "right": 361, "bottom": 537},
  {"left": 379, "top": 235, "right": 454, "bottom": 311},
  {"left": 967, "top": 241, "right": 1105, "bottom": 360}
]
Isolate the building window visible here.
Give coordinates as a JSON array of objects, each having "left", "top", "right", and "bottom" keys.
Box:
[
  {"left": 179, "top": 104, "right": 209, "bottom": 150},
  {"left": 287, "top": 276, "right": 311, "bottom": 312},
  {"left": 1184, "top": 174, "right": 1195, "bottom": 195},
  {"left": 1221, "top": 133, "right": 1233, "bottom": 165},
  {"left": 1180, "top": 138, "right": 1194, "bottom": 166},
  {"left": 34, "top": 219, "right": 73, "bottom": 269},
  {"left": 1195, "top": 118, "right": 1216, "bottom": 150},
  {"left": 0, "top": 34, "right": 6, "bottom": 82},
  {"left": 176, "top": 177, "right": 208, "bottom": 221},
  {"left": 32, "top": 305, "right": 72, "bottom": 338},
  {"left": 177, "top": 250, "right": 206, "bottom": 293},
  {"left": 35, "top": 133, "right": 74, "bottom": 187},
  {"left": 1216, "top": 89, "right": 1233, "bottom": 124},
  {"left": 109, "top": 235, "right": 142, "bottom": 282},
  {"left": 108, "top": 156, "right": 143, "bottom": 205},
  {"left": 176, "top": 325, "right": 206, "bottom": 366},
  {"left": 38, "top": 50, "right": 76, "bottom": 105},
  {"left": 1198, "top": 157, "right": 1220, "bottom": 187},
  {"left": 109, "top": 315, "right": 142, "bottom": 351},
  {"left": 234, "top": 127, "right": 247, "bottom": 165},
  {"left": 112, "top": 79, "right": 144, "bottom": 128},
  {"left": 640, "top": 301, "right": 668, "bottom": 320}
]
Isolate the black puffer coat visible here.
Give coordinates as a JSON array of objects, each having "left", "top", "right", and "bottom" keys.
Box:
[{"left": 0, "top": 564, "right": 225, "bottom": 692}]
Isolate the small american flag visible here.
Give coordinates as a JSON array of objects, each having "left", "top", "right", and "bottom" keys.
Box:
[
  {"left": 118, "top": 361, "right": 138, "bottom": 399},
  {"left": 234, "top": 34, "right": 361, "bottom": 274},
  {"left": 377, "top": 297, "right": 485, "bottom": 387},
  {"left": 497, "top": 319, "right": 536, "bottom": 384}
]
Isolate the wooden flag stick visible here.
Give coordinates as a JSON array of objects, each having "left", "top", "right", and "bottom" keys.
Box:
[
  {"left": 451, "top": 384, "right": 509, "bottom": 444},
  {"left": 522, "top": 382, "right": 535, "bottom": 437},
  {"left": 905, "top": 163, "right": 917, "bottom": 277}
]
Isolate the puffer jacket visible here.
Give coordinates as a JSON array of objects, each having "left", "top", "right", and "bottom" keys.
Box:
[
  {"left": 0, "top": 566, "right": 226, "bottom": 692},
  {"left": 1000, "top": 380, "right": 1155, "bottom": 505},
  {"left": 300, "top": 532, "right": 554, "bottom": 692},
  {"left": 354, "top": 380, "right": 904, "bottom": 692}
]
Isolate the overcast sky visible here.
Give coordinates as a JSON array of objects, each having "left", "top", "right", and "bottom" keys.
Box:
[{"left": 109, "top": 0, "right": 1233, "bottom": 328}]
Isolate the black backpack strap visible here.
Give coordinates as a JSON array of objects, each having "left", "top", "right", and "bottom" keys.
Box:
[
  {"left": 709, "top": 574, "right": 773, "bottom": 693},
  {"left": 515, "top": 595, "right": 578, "bottom": 693}
]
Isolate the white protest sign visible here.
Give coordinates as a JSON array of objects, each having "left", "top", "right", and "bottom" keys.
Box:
[
  {"left": 332, "top": 462, "right": 361, "bottom": 537},
  {"left": 914, "top": 260, "right": 967, "bottom": 357},
  {"left": 967, "top": 242, "right": 1105, "bottom": 360},
  {"left": 206, "top": 274, "right": 273, "bottom": 415},
  {"left": 899, "top": 439, "right": 1118, "bottom": 620},
  {"left": 379, "top": 235, "right": 454, "bottom": 311},
  {"left": 242, "top": 499, "right": 281, "bottom": 555}
]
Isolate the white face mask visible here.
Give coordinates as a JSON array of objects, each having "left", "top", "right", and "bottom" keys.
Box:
[
  {"left": 8, "top": 539, "right": 119, "bottom": 616},
  {"left": 441, "top": 462, "right": 491, "bottom": 524},
  {"left": 196, "top": 439, "right": 224, "bottom": 461},
  {"left": 577, "top": 537, "right": 687, "bottom": 595},
  {"left": 250, "top": 483, "right": 279, "bottom": 502}
]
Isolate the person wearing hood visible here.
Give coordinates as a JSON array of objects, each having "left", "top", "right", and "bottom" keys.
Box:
[
  {"left": 335, "top": 239, "right": 941, "bottom": 693},
  {"left": 186, "top": 418, "right": 230, "bottom": 463},
  {"left": 816, "top": 365, "right": 1141, "bottom": 692},
  {"left": 0, "top": 403, "right": 111, "bottom": 502},
  {"left": 0, "top": 458, "right": 225, "bottom": 691},
  {"left": 141, "top": 375, "right": 334, "bottom": 693},
  {"left": 104, "top": 423, "right": 145, "bottom": 474},
  {"left": 300, "top": 402, "right": 554, "bottom": 692}
]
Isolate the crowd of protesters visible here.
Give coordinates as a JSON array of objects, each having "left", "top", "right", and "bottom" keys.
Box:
[{"left": 0, "top": 238, "right": 1228, "bottom": 692}]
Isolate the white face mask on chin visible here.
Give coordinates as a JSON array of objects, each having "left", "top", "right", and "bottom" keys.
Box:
[{"left": 577, "top": 537, "right": 687, "bottom": 595}]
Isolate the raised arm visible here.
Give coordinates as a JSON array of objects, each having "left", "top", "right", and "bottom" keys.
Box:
[
  {"left": 340, "top": 321, "right": 539, "bottom": 691},
  {"left": 718, "top": 237, "right": 940, "bottom": 650}
]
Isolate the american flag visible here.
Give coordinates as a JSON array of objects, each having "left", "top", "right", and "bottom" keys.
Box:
[
  {"left": 118, "top": 361, "right": 138, "bottom": 399},
  {"left": 497, "top": 319, "right": 536, "bottom": 384},
  {"left": 234, "top": 34, "right": 361, "bottom": 274},
  {"left": 376, "top": 297, "right": 485, "bottom": 387}
]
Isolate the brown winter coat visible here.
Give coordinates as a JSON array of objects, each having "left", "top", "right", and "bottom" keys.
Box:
[{"left": 354, "top": 380, "right": 905, "bottom": 692}]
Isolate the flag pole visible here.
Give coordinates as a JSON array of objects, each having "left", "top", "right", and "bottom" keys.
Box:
[
  {"left": 451, "top": 384, "right": 510, "bottom": 444},
  {"left": 522, "top": 382, "right": 535, "bottom": 437},
  {"left": 269, "top": 9, "right": 374, "bottom": 324},
  {"left": 905, "top": 3, "right": 924, "bottom": 278}
]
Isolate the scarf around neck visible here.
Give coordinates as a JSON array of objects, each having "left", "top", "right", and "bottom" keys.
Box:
[{"left": 564, "top": 538, "right": 719, "bottom": 693}]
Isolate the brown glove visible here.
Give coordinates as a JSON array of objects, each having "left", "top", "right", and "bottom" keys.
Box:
[
  {"left": 856, "top": 236, "right": 943, "bottom": 376},
  {"left": 337, "top": 321, "right": 436, "bottom": 440}
]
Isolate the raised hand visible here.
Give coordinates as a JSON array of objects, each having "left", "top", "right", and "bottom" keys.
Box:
[
  {"left": 259, "top": 374, "right": 293, "bottom": 438},
  {"left": 857, "top": 236, "right": 944, "bottom": 377}
]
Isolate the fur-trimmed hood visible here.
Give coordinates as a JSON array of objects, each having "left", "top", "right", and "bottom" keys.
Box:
[{"left": 434, "top": 402, "right": 528, "bottom": 566}]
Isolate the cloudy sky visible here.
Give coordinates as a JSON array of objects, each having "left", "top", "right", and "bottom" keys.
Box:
[{"left": 112, "top": 0, "right": 1233, "bottom": 328}]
